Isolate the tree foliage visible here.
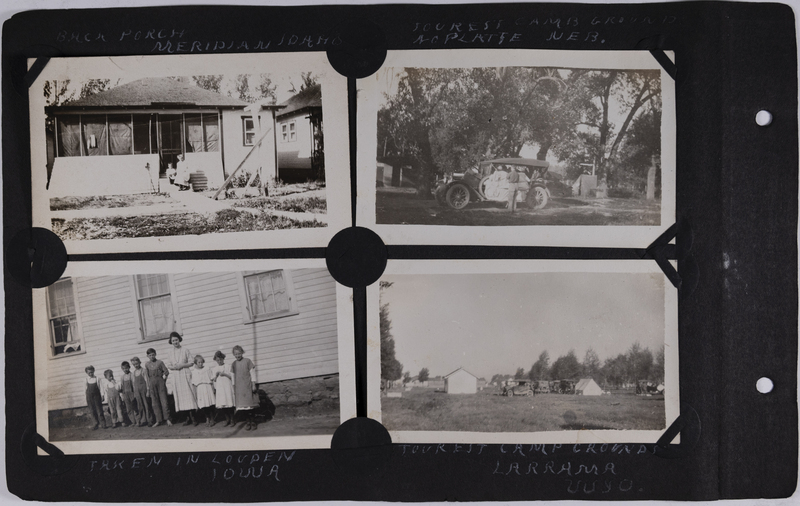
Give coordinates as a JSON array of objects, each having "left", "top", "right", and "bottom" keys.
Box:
[
  {"left": 528, "top": 350, "right": 550, "bottom": 381},
  {"left": 418, "top": 367, "right": 430, "bottom": 383},
  {"left": 378, "top": 66, "right": 662, "bottom": 196},
  {"left": 514, "top": 367, "right": 526, "bottom": 380},
  {"left": 192, "top": 75, "right": 223, "bottom": 94},
  {"left": 582, "top": 347, "right": 602, "bottom": 382},
  {"left": 550, "top": 349, "right": 582, "bottom": 380}
]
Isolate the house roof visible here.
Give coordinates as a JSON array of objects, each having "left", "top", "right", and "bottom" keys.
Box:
[
  {"left": 277, "top": 83, "right": 322, "bottom": 119},
  {"left": 55, "top": 77, "right": 250, "bottom": 109},
  {"left": 444, "top": 367, "right": 478, "bottom": 379}
]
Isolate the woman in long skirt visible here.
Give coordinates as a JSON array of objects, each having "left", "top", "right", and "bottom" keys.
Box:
[{"left": 167, "top": 332, "right": 198, "bottom": 425}]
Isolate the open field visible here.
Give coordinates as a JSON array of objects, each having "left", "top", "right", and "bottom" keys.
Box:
[
  {"left": 376, "top": 188, "right": 660, "bottom": 226},
  {"left": 381, "top": 388, "right": 665, "bottom": 432}
]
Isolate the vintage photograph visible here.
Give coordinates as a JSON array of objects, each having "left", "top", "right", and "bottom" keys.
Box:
[
  {"left": 30, "top": 54, "right": 349, "bottom": 254},
  {"left": 34, "top": 260, "right": 355, "bottom": 454},
  {"left": 367, "top": 260, "right": 678, "bottom": 444},
  {"left": 358, "top": 50, "right": 676, "bottom": 247}
]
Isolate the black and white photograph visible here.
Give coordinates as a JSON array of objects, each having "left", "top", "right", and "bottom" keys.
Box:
[
  {"left": 34, "top": 260, "right": 355, "bottom": 454},
  {"left": 368, "top": 260, "right": 678, "bottom": 444},
  {"left": 358, "top": 50, "right": 676, "bottom": 247},
  {"left": 30, "top": 53, "right": 349, "bottom": 254}
]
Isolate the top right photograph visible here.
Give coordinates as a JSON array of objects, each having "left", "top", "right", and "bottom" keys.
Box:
[{"left": 357, "top": 50, "right": 675, "bottom": 248}]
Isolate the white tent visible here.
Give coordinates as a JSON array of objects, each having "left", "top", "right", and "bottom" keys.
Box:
[{"left": 575, "top": 378, "right": 603, "bottom": 396}]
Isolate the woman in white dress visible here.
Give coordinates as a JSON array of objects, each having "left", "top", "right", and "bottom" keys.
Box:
[{"left": 166, "top": 332, "right": 199, "bottom": 425}]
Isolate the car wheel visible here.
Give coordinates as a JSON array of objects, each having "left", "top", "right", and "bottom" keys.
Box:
[
  {"left": 446, "top": 183, "right": 471, "bottom": 209},
  {"left": 507, "top": 389, "right": 514, "bottom": 397},
  {"left": 527, "top": 186, "right": 548, "bottom": 209},
  {"left": 526, "top": 390, "right": 533, "bottom": 397}
]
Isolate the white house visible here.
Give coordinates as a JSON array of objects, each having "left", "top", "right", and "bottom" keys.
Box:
[
  {"left": 44, "top": 268, "right": 339, "bottom": 417},
  {"left": 45, "top": 77, "right": 285, "bottom": 196},
  {"left": 574, "top": 378, "right": 603, "bottom": 396},
  {"left": 444, "top": 367, "right": 478, "bottom": 394},
  {"left": 275, "top": 83, "right": 323, "bottom": 183}
]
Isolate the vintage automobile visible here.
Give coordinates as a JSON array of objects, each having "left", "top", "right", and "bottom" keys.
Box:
[
  {"left": 435, "top": 157, "right": 551, "bottom": 210},
  {"left": 502, "top": 379, "right": 535, "bottom": 397}
]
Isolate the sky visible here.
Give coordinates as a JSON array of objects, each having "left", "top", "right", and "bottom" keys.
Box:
[
  {"left": 381, "top": 272, "right": 665, "bottom": 380},
  {"left": 50, "top": 72, "right": 312, "bottom": 106}
]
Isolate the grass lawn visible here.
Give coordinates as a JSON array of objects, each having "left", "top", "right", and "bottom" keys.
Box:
[
  {"left": 376, "top": 189, "right": 661, "bottom": 226},
  {"left": 233, "top": 195, "right": 327, "bottom": 214},
  {"left": 381, "top": 388, "right": 665, "bottom": 432},
  {"left": 50, "top": 193, "right": 176, "bottom": 211},
  {"left": 52, "top": 208, "right": 325, "bottom": 240}
]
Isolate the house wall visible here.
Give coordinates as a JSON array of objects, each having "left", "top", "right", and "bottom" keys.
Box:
[
  {"left": 276, "top": 111, "right": 314, "bottom": 181},
  {"left": 48, "top": 154, "right": 160, "bottom": 197},
  {"left": 446, "top": 370, "right": 477, "bottom": 394},
  {"left": 46, "top": 268, "right": 338, "bottom": 412},
  {"left": 221, "top": 110, "right": 277, "bottom": 183}
]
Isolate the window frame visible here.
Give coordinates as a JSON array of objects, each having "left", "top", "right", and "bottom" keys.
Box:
[
  {"left": 130, "top": 274, "right": 182, "bottom": 343},
  {"left": 46, "top": 277, "right": 86, "bottom": 359},
  {"left": 237, "top": 270, "right": 299, "bottom": 324},
  {"left": 288, "top": 120, "right": 297, "bottom": 142},
  {"left": 242, "top": 116, "right": 256, "bottom": 146}
]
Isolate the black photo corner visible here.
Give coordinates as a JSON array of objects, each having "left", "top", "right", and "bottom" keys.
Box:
[{"left": 3, "top": 0, "right": 798, "bottom": 502}]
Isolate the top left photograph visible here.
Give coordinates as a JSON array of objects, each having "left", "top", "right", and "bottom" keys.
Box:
[{"left": 28, "top": 53, "right": 350, "bottom": 254}]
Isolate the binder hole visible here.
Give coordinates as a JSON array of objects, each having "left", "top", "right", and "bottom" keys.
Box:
[
  {"left": 755, "top": 110, "right": 773, "bottom": 126},
  {"left": 756, "top": 377, "right": 773, "bottom": 394}
]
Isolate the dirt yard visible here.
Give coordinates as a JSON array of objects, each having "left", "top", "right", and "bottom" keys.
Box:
[
  {"left": 376, "top": 188, "right": 661, "bottom": 226},
  {"left": 48, "top": 412, "right": 340, "bottom": 442},
  {"left": 381, "top": 388, "right": 665, "bottom": 432}
]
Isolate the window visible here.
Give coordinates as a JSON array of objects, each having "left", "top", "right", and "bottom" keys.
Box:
[
  {"left": 134, "top": 274, "right": 178, "bottom": 341},
  {"left": 132, "top": 115, "right": 154, "bottom": 154},
  {"left": 243, "top": 117, "right": 255, "bottom": 146},
  {"left": 47, "top": 278, "right": 83, "bottom": 357},
  {"left": 281, "top": 121, "right": 297, "bottom": 142},
  {"left": 108, "top": 114, "right": 133, "bottom": 155},
  {"left": 240, "top": 270, "right": 298, "bottom": 322}
]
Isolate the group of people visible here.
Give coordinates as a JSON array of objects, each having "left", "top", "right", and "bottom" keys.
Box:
[
  {"left": 84, "top": 332, "right": 262, "bottom": 431},
  {"left": 165, "top": 154, "right": 191, "bottom": 191}
]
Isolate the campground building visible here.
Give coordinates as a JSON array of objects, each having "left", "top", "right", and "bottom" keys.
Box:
[
  {"left": 44, "top": 268, "right": 340, "bottom": 424},
  {"left": 444, "top": 367, "right": 478, "bottom": 394},
  {"left": 44, "top": 77, "right": 306, "bottom": 196}
]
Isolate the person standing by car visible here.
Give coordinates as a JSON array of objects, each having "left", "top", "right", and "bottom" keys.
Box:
[{"left": 507, "top": 166, "right": 520, "bottom": 213}]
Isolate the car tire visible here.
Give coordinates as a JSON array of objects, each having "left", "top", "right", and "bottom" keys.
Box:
[
  {"left": 526, "top": 390, "right": 533, "bottom": 397},
  {"left": 507, "top": 389, "right": 514, "bottom": 397},
  {"left": 526, "top": 185, "right": 548, "bottom": 210},
  {"left": 446, "top": 183, "right": 471, "bottom": 209}
]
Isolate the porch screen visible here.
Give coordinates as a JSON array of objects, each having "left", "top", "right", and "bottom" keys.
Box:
[
  {"left": 185, "top": 114, "right": 203, "bottom": 153},
  {"left": 57, "top": 116, "right": 81, "bottom": 157},
  {"left": 108, "top": 115, "right": 133, "bottom": 155},
  {"left": 203, "top": 113, "right": 219, "bottom": 152},
  {"left": 184, "top": 113, "right": 219, "bottom": 152},
  {"left": 81, "top": 116, "right": 107, "bottom": 156},
  {"left": 135, "top": 274, "right": 175, "bottom": 341},
  {"left": 132, "top": 115, "right": 152, "bottom": 154}
]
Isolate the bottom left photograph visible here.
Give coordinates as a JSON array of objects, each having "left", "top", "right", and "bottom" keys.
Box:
[{"left": 33, "top": 259, "right": 355, "bottom": 454}]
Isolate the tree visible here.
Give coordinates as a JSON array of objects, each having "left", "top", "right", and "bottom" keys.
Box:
[
  {"left": 43, "top": 79, "right": 75, "bottom": 107},
  {"left": 514, "top": 367, "right": 526, "bottom": 380},
  {"left": 626, "top": 342, "right": 654, "bottom": 382},
  {"left": 528, "top": 350, "right": 550, "bottom": 381},
  {"left": 602, "top": 354, "right": 628, "bottom": 389},
  {"left": 550, "top": 350, "right": 581, "bottom": 380},
  {"left": 379, "top": 282, "right": 403, "bottom": 384},
  {"left": 78, "top": 78, "right": 113, "bottom": 100},
  {"left": 402, "top": 371, "right": 411, "bottom": 384},
  {"left": 652, "top": 345, "right": 665, "bottom": 383},
  {"left": 418, "top": 368, "right": 430, "bottom": 383},
  {"left": 582, "top": 347, "right": 602, "bottom": 382},
  {"left": 192, "top": 75, "right": 223, "bottom": 94}
]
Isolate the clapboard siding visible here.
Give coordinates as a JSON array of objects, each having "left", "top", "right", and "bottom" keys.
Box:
[{"left": 47, "top": 269, "right": 339, "bottom": 411}]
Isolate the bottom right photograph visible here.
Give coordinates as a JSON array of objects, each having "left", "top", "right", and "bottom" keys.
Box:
[{"left": 367, "top": 260, "right": 679, "bottom": 445}]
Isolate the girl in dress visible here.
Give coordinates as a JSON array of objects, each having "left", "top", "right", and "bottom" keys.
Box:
[
  {"left": 166, "top": 332, "right": 199, "bottom": 425},
  {"left": 231, "top": 345, "right": 260, "bottom": 431},
  {"left": 190, "top": 355, "right": 216, "bottom": 427},
  {"left": 211, "top": 351, "right": 235, "bottom": 427}
]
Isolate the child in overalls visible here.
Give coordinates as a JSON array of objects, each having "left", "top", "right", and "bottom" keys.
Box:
[
  {"left": 131, "top": 356, "right": 153, "bottom": 427},
  {"left": 102, "top": 369, "right": 125, "bottom": 428},
  {"left": 144, "top": 348, "right": 172, "bottom": 427},
  {"left": 120, "top": 361, "right": 138, "bottom": 426},
  {"left": 84, "top": 366, "right": 106, "bottom": 430}
]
